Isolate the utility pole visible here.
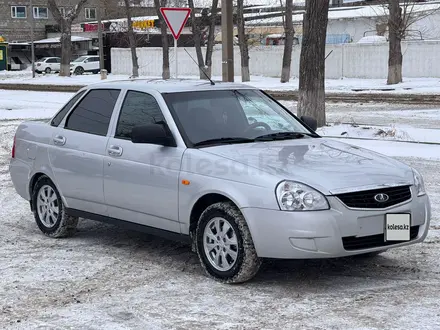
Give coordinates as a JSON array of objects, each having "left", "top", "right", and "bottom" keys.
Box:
[
  {"left": 97, "top": 1, "right": 106, "bottom": 79},
  {"left": 29, "top": 0, "right": 35, "bottom": 78},
  {"left": 221, "top": 0, "right": 234, "bottom": 82}
]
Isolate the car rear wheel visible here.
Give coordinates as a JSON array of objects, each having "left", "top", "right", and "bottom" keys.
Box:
[
  {"left": 74, "top": 67, "right": 84, "bottom": 75},
  {"left": 195, "top": 201, "right": 261, "bottom": 283},
  {"left": 45, "top": 67, "right": 51, "bottom": 74},
  {"left": 32, "top": 176, "right": 78, "bottom": 238}
]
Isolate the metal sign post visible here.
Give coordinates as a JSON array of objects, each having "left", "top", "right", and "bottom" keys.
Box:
[
  {"left": 174, "top": 38, "right": 178, "bottom": 79},
  {"left": 160, "top": 7, "right": 191, "bottom": 79}
]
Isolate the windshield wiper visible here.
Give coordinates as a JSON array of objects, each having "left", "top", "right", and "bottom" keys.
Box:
[
  {"left": 193, "top": 137, "right": 255, "bottom": 147},
  {"left": 254, "top": 132, "right": 309, "bottom": 141}
]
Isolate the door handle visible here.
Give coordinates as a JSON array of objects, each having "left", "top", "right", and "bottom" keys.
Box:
[
  {"left": 53, "top": 135, "right": 66, "bottom": 146},
  {"left": 108, "top": 145, "right": 123, "bottom": 157}
]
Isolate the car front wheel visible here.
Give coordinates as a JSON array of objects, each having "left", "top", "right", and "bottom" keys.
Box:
[
  {"left": 74, "top": 67, "right": 84, "bottom": 75},
  {"left": 195, "top": 201, "right": 261, "bottom": 283},
  {"left": 32, "top": 176, "right": 78, "bottom": 238}
]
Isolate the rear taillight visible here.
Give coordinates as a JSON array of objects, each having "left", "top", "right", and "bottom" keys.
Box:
[
  {"left": 37, "top": 63, "right": 41, "bottom": 66},
  {"left": 12, "top": 135, "right": 16, "bottom": 158}
]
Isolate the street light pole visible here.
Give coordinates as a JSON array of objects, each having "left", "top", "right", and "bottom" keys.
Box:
[
  {"left": 29, "top": 0, "right": 35, "bottom": 78},
  {"left": 221, "top": 0, "right": 234, "bottom": 82},
  {"left": 97, "top": 2, "right": 105, "bottom": 79}
]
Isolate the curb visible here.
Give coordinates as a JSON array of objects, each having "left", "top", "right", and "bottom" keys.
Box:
[{"left": 1, "top": 83, "right": 439, "bottom": 104}]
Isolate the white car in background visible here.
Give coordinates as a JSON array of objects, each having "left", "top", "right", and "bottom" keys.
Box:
[
  {"left": 35, "top": 57, "right": 61, "bottom": 74},
  {"left": 70, "top": 55, "right": 101, "bottom": 75}
]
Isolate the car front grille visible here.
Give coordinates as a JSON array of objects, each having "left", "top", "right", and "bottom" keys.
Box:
[
  {"left": 335, "top": 185, "right": 412, "bottom": 209},
  {"left": 342, "top": 226, "right": 419, "bottom": 251}
]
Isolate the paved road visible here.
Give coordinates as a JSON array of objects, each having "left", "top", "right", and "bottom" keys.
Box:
[{"left": 0, "top": 120, "right": 439, "bottom": 330}]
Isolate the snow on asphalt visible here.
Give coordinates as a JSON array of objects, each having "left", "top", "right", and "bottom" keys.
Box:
[
  {"left": 1, "top": 70, "right": 440, "bottom": 94},
  {"left": 1, "top": 92, "right": 440, "bottom": 329}
]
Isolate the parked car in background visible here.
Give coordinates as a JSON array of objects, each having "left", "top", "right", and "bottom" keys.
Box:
[
  {"left": 9, "top": 79, "right": 431, "bottom": 284},
  {"left": 35, "top": 57, "right": 61, "bottom": 74},
  {"left": 70, "top": 55, "right": 100, "bottom": 75}
]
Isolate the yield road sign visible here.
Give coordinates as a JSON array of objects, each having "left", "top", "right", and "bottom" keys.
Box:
[{"left": 160, "top": 7, "right": 191, "bottom": 40}]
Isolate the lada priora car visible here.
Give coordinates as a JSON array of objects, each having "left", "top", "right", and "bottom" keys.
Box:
[{"left": 9, "top": 79, "right": 431, "bottom": 283}]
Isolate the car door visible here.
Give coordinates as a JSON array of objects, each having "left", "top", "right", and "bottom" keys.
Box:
[
  {"left": 48, "top": 88, "right": 122, "bottom": 216},
  {"left": 103, "top": 90, "right": 184, "bottom": 232},
  {"left": 46, "top": 58, "right": 56, "bottom": 71},
  {"left": 53, "top": 57, "right": 61, "bottom": 71},
  {"left": 90, "top": 57, "right": 100, "bottom": 70}
]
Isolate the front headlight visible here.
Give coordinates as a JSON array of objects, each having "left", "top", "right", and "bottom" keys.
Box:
[
  {"left": 276, "top": 181, "right": 329, "bottom": 211},
  {"left": 412, "top": 168, "right": 426, "bottom": 196}
]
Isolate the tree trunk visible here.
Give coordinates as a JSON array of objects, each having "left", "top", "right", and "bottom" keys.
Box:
[
  {"left": 188, "top": 0, "right": 206, "bottom": 79},
  {"left": 204, "top": 0, "right": 219, "bottom": 78},
  {"left": 59, "top": 29, "right": 72, "bottom": 76},
  {"left": 297, "top": 0, "right": 329, "bottom": 128},
  {"left": 237, "top": 0, "right": 250, "bottom": 82},
  {"left": 155, "top": 0, "right": 170, "bottom": 79},
  {"left": 281, "top": 0, "right": 294, "bottom": 83},
  {"left": 47, "top": 0, "right": 89, "bottom": 77},
  {"left": 124, "top": 0, "right": 139, "bottom": 78},
  {"left": 387, "top": 0, "right": 403, "bottom": 85}
]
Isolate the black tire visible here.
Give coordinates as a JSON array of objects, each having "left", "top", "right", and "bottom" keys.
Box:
[
  {"left": 31, "top": 176, "right": 78, "bottom": 238},
  {"left": 195, "top": 201, "right": 261, "bottom": 284},
  {"left": 45, "top": 67, "right": 51, "bottom": 74},
  {"left": 74, "top": 67, "right": 84, "bottom": 75},
  {"left": 93, "top": 70, "right": 100, "bottom": 74}
]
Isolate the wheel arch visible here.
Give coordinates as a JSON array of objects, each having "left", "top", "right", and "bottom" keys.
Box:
[
  {"left": 29, "top": 171, "right": 64, "bottom": 211},
  {"left": 189, "top": 193, "right": 240, "bottom": 238}
]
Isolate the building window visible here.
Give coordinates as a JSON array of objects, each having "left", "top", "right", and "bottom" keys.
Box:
[
  {"left": 33, "top": 7, "right": 48, "bottom": 19},
  {"left": 11, "top": 6, "right": 27, "bottom": 18},
  {"left": 85, "top": 8, "right": 96, "bottom": 19}
]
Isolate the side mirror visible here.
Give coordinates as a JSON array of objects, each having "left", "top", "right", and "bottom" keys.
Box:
[
  {"left": 300, "top": 115, "right": 318, "bottom": 132},
  {"left": 131, "top": 124, "right": 175, "bottom": 146}
]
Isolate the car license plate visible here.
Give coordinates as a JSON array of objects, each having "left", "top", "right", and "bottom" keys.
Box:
[{"left": 385, "top": 213, "right": 411, "bottom": 241}]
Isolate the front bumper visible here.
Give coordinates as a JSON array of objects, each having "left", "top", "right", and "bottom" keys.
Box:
[{"left": 241, "top": 189, "right": 431, "bottom": 259}]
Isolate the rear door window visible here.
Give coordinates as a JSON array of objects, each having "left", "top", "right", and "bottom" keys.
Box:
[
  {"left": 65, "top": 89, "right": 121, "bottom": 136},
  {"left": 51, "top": 90, "right": 86, "bottom": 127}
]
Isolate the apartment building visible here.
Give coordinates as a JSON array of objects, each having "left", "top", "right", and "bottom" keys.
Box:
[{"left": 0, "top": 1, "right": 156, "bottom": 43}]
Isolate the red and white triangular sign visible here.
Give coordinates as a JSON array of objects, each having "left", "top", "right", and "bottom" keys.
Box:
[{"left": 160, "top": 7, "right": 191, "bottom": 40}]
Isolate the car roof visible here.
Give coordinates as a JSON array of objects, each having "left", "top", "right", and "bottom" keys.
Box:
[{"left": 85, "top": 78, "right": 258, "bottom": 93}]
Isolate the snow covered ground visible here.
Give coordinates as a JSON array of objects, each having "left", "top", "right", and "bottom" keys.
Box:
[
  {"left": 1, "top": 70, "right": 440, "bottom": 94},
  {"left": 1, "top": 91, "right": 440, "bottom": 329}
]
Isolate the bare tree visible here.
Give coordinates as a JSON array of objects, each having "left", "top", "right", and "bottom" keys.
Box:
[
  {"left": 47, "top": 0, "right": 89, "bottom": 76},
  {"left": 280, "top": 0, "right": 294, "bottom": 83},
  {"left": 204, "top": 0, "right": 219, "bottom": 78},
  {"left": 237, "top": 0, "right": 250, "bottom": 82},
  {"left": 188, "top": 0, "right": 206, "bottom": 79},
  {"left": 387, "top": 0, "right": 403, "bottom": 84},
  {"left": 154, "top": 0, "right": 170, "bottom": 79},
  {"left": 297, "top": 0, "right": 329, "bottom": 127},
  {"left": 372, "top": 1, "right": 440, "bottom": 84},
  {"left": 123, "top": 0, "right": 139, "bottom": 78}
]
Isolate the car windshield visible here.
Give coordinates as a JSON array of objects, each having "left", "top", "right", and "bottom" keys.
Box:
[
  {"left": 38, "top": 57, "right": 49, "bottom": 62},
  {"left": 73, "top": 56, "right": 88, "bottom": 62},
  {"left": 162, "top": 89, "right": 313, "bottom": 147}
]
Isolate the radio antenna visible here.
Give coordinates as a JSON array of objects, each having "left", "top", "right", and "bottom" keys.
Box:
[{"left": 183, "top": 48, "right": 215, "bottom": 85}]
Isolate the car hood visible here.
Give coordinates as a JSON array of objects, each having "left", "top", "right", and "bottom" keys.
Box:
[{"left": 201, "top": 137, "right": 414, "bottom": 194}]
